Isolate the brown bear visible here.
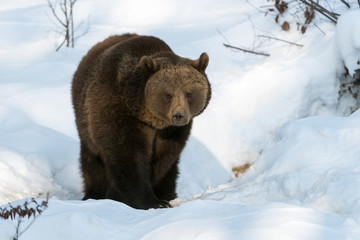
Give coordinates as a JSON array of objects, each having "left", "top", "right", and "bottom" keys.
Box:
[{"left": 71, "top": 33, "right": 211, "bottom": 209}]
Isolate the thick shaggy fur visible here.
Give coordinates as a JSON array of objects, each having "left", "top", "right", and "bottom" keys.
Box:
[{"left": 72, "top": 34, "right": 211, "bottom": 209}]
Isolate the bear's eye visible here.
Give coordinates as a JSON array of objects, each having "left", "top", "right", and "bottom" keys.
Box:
[
  {"left": 186, "top": 92, "right": 193, "bottom": 99},
  {"left": 165, "top": 93, "right": 172, "bottom": 100}
]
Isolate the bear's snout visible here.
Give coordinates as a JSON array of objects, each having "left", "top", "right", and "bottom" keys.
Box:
[
  {"left": 171, "top": 112, "right": 188, "bottom": 126},
  {"left": 171, "top": 110, "right": 189, "bottom": 126},
  {"left": 173, "top": 112, "right": 184, "bottom": 121}
]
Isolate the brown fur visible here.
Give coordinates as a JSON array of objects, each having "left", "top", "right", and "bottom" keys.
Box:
[{"left": 72, "top": 34, "right": 211, "bottom": 209}]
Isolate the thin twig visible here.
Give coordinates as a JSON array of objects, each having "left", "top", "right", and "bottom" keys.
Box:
[
  {"left": 310, "top": 0, "right": 340, "bottom": 16},
  {"left": 298, "top": 0, "right": 338, "bottom": 23},
  {"left": 45, "top": 11, "right": 63, "bottom": 30},
  {"left": 18, "top": 194, "right": 49, "bottom": 239},
  {"left": 14, "top": 218, "right": 21, "bottom": 240},
  {"left": 312, "top": 21, "right": 326, "bottom": 35},
  {"left": 257, "top": 35, "right": 303, "bottom": 47},
  {"left": 70, "top": 0, "right": 74, "bottom": 47},
  {"left": 19, "top": 212, "right": 43, "bottom": 237},
  {"left": 74, "top": 17, "right": 90, "bottom": 41},
  {"left": 259, "top": 4, "right": 275, "bottom": 8},
  {"left": 245, "top": 0, "right": 267, "bottom": 13},
  {"left": 340, "top": 0, "right": 350, "bottom": 8},
  {"left": 62, "top": 0, "right": 70, "bottom": 47},
  {"left": 47, "top": 0, "right": 66, "bottom": 27},
  {"left": 216, "top": 29, "right": 230, "bottom": 45},
  {"left": 223, "top": 43, "right": 270, "bottom": 57},
  {"left": 48, "top": 0, "right": 82, "bottom": 50},
  {"left": 56, "top": 37, "right": 67, "bottom": 51}
]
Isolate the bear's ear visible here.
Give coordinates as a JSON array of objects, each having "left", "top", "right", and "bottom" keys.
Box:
[
  {"left": 140, "top": 56, "right": 159, "bottom": 73},
  {"left": 191, "top": 52, "right": 209, "bottom": 73}
]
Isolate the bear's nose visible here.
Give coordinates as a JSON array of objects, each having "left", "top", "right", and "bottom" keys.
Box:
[{"left": 173, "top": 112, "right": 185, "bottom": 121}]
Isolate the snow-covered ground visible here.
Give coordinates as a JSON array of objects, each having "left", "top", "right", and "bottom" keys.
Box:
[{"left": 1, "top": 0, "right": 360, "bottom": 239}]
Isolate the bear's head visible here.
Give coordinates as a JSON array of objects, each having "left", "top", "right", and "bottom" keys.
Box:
[{"left": 140, "top": 52, "right": 210, "bottom": 129}]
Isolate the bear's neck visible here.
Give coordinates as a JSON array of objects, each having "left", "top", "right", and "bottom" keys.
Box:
[{"left": 139, "top": 108, "right": 169, "bottom": 130}]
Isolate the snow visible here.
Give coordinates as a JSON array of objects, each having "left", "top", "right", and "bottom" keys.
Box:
[
  {"left": 1, "top": 0, "right": 360, "bottom": 239},
  {"left": 336, "top": 9, "right": 360, "bottom": 76}
]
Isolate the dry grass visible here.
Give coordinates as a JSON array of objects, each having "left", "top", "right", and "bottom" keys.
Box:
[{"left": 232, "top": 163, "right": 252, "bottom": 178}]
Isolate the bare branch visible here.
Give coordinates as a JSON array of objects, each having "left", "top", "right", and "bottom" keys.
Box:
[
  {"left": 245, "top": 0, "right": 267, "bottom": 13},
  {"left": 312, "top": 21, "right": 326, "bottom": 35},
  {"left": 298, "top": 0, "right": 338, "bottom": 23},
  {"left": 56, "top": 36, "right": 67, "bottom": 51},
  {"left": 59, "top": 0, "right": 66, "bottom": 14},
  {"left": 70, "top": 0, "right": 78, "bottom": 6},
  {"left": 70, "top": 0, "right": 74, "bottom": 47},
  {"left": 223, "top": 43, "right": 270, "bottom": 57},
  {"left": 216, "top": 29, "right": 230, "bottom": 45},
  {"left": 340, "top": 0, "right": 350, "bottom": 8},
  {"left": 1, "top": 195, "right": 49, "bottom": 240},
  {"left": 74, "top": 17, "right": 90, "bottom": 41},
  {"left": 48, "top": 0, "right": 87, "bottom": 51},
  {"left": 45, "top": 11, "right": 63, "bottom": 29},
  {"left": 47, "top": 0, "right": 66, "bottom": 27},
  {"left": 257, "top": 35, "right": 303, "bottom": 47}
]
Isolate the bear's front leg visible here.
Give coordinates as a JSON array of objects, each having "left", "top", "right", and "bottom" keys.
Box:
[
  {"left": 92, "top": 115, "right": 170, "bottom": 209},
  {"left": 152, "top": 123, "right": 192, "bottom": 201},
  {"left": 105, "top": 151, "right": 172, "bottom": 209}
]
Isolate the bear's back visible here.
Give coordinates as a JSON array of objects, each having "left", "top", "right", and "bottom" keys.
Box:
[
  {"left": 72, "top": 34, "right": 137, "bottom": 104},
  {"left": 71, "top": 34, "right": 176, "bottom": 139},
  {"left": 72, "top": 34, "right": 173, "bottom": 94},
  {"left": 72, "top": 34, "right": 173, "bottom": 116}
]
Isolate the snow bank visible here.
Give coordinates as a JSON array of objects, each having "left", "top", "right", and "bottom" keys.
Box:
[
  {"left": 178, "top": 137, "right": 232, "bottom": 198},
  {"left": 336, "top": 9, "right": 360, "bottom": 76},
  {"left": 191, "top": 19, "right": 343, "bottom": 168},
  {"left": 200, "top": 109, "right": 360, "bottom": 223},
  {"left": 1, "top": 196, "right": 358, "bottom": 240},
  {"left": 0, "top": 107, "right": 82, "bottom": 203},
  {"left": 0, "top": 198, "right": 358, "bottom": 240}
]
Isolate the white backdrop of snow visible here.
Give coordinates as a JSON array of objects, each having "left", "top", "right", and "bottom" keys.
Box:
[{"left": 1, "top": 0, "right": 360, "bottom": 239}]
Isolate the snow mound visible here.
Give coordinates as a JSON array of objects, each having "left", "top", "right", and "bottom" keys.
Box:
[
  {"left": 336, "top": 9, "right": 360, "bottom": 75},
  {"left": 201, "top": 109, "right": 360, "bottom": 222},
  {"left": 0, "top": 107, "right": 82, "bottom": 203}
]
